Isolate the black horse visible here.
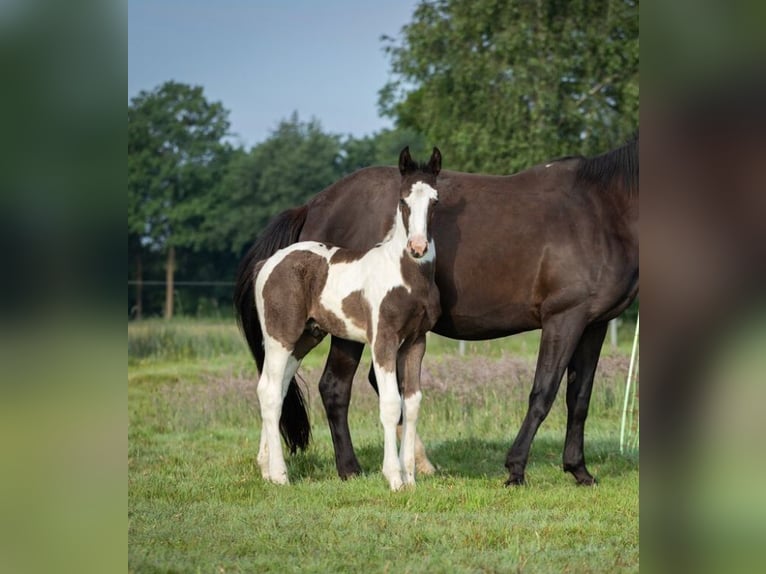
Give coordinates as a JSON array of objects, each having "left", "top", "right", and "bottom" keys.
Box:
[{"left": 236, "top": 134, "right": 638, "bottom": 486}]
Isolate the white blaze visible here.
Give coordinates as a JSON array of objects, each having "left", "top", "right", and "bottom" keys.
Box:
[{"left": 404, "top": 181, "right": 437, "bottom": 255}]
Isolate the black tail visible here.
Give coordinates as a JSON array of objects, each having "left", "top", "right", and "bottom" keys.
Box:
[{"left": 234, "top": 205, "right": 312, "bottom": 454}]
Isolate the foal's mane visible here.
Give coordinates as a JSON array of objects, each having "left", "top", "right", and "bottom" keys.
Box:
[{"left": 575, "top": 132, "right": 639, "bottom": 194}]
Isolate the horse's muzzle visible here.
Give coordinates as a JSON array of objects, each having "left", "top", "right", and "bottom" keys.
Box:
[{"left": 407, "top": 237, "right": 428, "bottom": 258}]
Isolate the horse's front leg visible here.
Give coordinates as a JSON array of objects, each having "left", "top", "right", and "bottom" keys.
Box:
[
  {"left": 398, "top": 334, "right": 427, "bottom": 486},
  {"left": 371, "top": 335, "right": 403, "bottom": 491},
  {"left": 369, "top": 365, "right": 436, "bottom": 476}
]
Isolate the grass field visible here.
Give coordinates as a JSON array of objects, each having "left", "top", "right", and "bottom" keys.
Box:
[{"left": 129, "top": 319, "right": 639, "bottom": 573}]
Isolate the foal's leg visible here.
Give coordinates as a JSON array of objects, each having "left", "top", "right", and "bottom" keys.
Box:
[
  {"left": 505, "top": 308, "right": 588, "bottom": 485},
  {"left": 398, "top": 334, "right": 426, "bottom": 486},
  {"left": 318, "top": 337, "right": 365, "bottom": 478},
  {"left": 257, "top": 340, "right": 292, "bottom": 485},
  {"left": 371, "top": 335, "right": 404, "bottom": 491},
  {"left": 370, "top": 365, "right": 436, "bottom": 476},
  {"left": 563, "top": 321, "right": 608, "bottom": 485}
]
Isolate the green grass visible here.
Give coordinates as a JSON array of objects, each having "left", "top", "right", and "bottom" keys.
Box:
[{"left": 129, "top": 320, "right": 639, "bottom": 573}]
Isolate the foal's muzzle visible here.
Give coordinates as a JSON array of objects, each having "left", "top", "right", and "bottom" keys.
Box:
[{"left": 407, "top": 237, "right": 428, "bottom": 258}]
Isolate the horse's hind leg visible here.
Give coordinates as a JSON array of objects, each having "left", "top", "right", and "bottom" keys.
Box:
[
  {"left": 505, "top": 308, "right": 588, "bottom": 485},
  {"left": 257, "top": 339, "right": 293, "bottom": 485},
  {"left": 563, "top": 321, "right": 608, "bottom": 485},
  {"left": 318, "top": 336, "right": 365, "bottom": 479}
]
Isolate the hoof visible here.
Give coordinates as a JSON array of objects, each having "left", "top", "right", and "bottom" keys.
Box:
[
  {"left": 268, "top": 474, "right": 289, "bottom": 486},
  {"left": 504, "top": 474, "right": 526, "bottom": 487},
  {"left": 338, "top": 469, "right": 362, "bottom": 481},
  {"left": 576, "top": 475, "right": 598, "bottom": 486},
  {"left": 416, "top": 458, "right": 437, "bottom": 476},
  {"left": 385, "top": 470, "right": 404, "bottom": 491},
  {"left": 564, "top": 464, "right": 597, "bottom": 486},
  {"left": 337, "top": 461, "right": 363, "bottom": 480}
]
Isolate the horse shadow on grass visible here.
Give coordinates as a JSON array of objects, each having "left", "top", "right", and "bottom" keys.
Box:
[{"left": 346, "top": 436, "right": 638, "bottom": 483}]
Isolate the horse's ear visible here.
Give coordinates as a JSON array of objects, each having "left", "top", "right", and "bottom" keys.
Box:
[
  {"left": 399, "top": 146, "right": 413, "bottom": 175},
  {"left": 428, "top": 147, "right": 442, "bottom": 176}
]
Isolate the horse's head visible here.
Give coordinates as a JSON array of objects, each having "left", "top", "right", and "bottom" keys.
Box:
[{"left": 398, "top": 146, "right": 441, "bottom": 259}]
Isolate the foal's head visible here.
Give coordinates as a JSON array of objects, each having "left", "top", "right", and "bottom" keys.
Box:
[{"left": 398, "top": 146, "right": 441, "bottom": 259}]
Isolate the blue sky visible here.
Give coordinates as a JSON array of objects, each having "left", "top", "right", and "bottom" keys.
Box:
[{"left": 128, "top": 0, "right": 419, "bottom": 148}]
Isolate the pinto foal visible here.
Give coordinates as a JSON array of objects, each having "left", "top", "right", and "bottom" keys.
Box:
[{"left": 253, "top": 147, "right": 442, "bottom": 490}]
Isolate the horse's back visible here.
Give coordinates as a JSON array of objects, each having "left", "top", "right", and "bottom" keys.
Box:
[
  {"left": 298, "top": 159, "right": 636, "bottom": 337},
  {"left": 303, "top": 167, "right": 400, "bottom": 248}
]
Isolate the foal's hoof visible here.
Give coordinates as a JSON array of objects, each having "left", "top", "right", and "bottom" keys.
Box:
[
  {"left": 386, "top": 473, "right": 404, "bottom": 491},
  {"left": 268, "top": 474, "right": 290, "bottom": 486},
  {"left": 504, "top": 474, "right": 526, "bottom": 487},
  {"left": 416, "top": 458, "right": 437, "bottom": 476}
]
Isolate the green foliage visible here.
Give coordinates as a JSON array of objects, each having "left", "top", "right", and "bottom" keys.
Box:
[
  {"left": 128, "top": 81, "right": 233, "bottom": 252},
  {"left": 206, "top": 113, "right": 347, "bottom": 254},
  {"left": 341, "top": 126, "right": 429, "bottom": 173},
  {"left": 380, "top": 0, "right": 639, "bottom": 172},
  {"left": 201, "top": 114, "right": 431, "bottom": 256}
]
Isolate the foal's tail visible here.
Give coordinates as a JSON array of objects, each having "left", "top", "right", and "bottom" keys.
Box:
[{"left": 234, "top": 205, "right": 312, "bottom": 454}]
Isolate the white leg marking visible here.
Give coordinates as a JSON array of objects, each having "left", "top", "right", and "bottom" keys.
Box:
[
  {"left": 400, "top": 390, "right": 422, "bottom": 486},
  {"left": 257, "top": 426, "right": 270, "bottom": 480},
  {"left": 281, "top": 354, "right": 301, "bottom": 398},
  {"left": 257, "top": 340, "right": 291, "bottom": 485},
  {"left": 373, "top": 360, "right": 403, "bottom": 491}
]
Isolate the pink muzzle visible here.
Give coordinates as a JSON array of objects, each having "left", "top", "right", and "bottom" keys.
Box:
[{"left": 407, "top": 236, "right": 428, "bottom": 258}]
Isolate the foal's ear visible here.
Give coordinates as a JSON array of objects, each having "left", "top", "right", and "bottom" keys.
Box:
[
  {"left": 398, "top": 146, "right": 414, "bottom": 175},
  {"left": 428, "top": 147, "right": 442, "bottom": 176}
]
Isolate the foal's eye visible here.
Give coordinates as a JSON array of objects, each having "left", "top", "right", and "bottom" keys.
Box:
[{"left": 399, "top": 198, "right": 406, "bottom": 206}]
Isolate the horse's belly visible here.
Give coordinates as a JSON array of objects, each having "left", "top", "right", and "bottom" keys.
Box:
[{"left": 432, "top": 305, "right": 540, "bottom": 340}]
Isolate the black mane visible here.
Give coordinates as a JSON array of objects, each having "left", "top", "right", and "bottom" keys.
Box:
[{"left": 576, "top": 131, "right": 638, "bottom": 192}]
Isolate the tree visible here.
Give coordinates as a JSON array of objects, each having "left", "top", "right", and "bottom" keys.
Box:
[
  {"left": 379, "top": 0, "right": 639, "bottom": 173},
  {"left": 128, "top": 81, "right": 231, "bottom": 318},
  {"left": 340, "top": 127, "right": 429, "bottom": 173},
  {"left": 206, "top": 113, "right": 345, "bottom": 256}
]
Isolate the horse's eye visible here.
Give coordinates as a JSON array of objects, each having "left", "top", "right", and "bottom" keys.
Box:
[{"left": 399, "top": 198, "right": 406, "bottom": 206}]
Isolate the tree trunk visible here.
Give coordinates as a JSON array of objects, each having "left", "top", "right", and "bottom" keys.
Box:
[
  {"left": 164, "top": 245, "right": 175, "bottom": 320},
  {"left": 135, "top": 252, "right": 143, "bottom": 320}
]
